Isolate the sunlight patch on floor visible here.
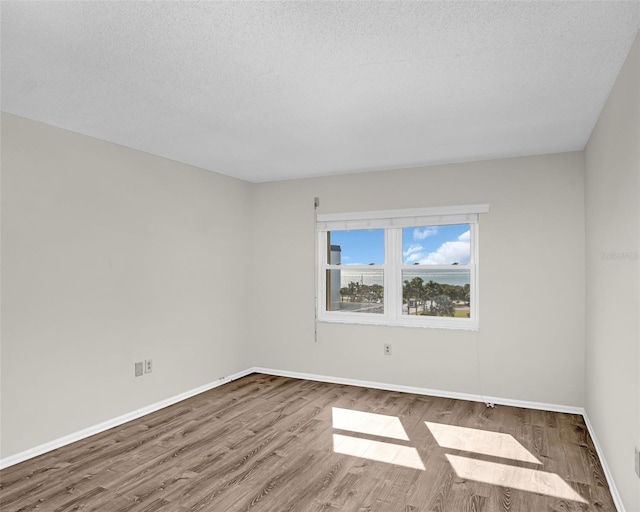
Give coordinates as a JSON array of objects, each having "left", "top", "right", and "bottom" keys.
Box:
[
  {"left": 446, "top": 454, "right": 587, "bottom": 503},
  {"left": 425, "top": 421, "right": 541, "bottom": 464},
  {"left": 332, "top": 407, "right": 410, "bottom": 441},
  {"left": 330, "top": 408, "right": 588, "bottom": 504},
  {"left": 333, "top": 433, "right": 425, "bottom": 470}
]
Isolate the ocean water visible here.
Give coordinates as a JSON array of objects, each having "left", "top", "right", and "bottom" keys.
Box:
[{"left": 337, "top": 268, "right": 470, "bottom": 288}]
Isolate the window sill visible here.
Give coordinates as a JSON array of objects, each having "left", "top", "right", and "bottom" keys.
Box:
[{"left": 317, "top": 316, "right": 479, "bottom": 331}]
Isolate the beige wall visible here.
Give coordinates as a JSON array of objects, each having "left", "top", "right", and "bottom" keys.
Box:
[
  {"left": 585, "top": 32, "right": 640, "bottom": 512},
  {"left": 251, "top": 152, "right": 586, "bottom": 407},
  {"left": 0, "top": 113, "right": 253, "bottom": 458}
]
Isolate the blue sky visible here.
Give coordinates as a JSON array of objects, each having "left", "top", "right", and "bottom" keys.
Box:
[{"left": 330, "top": 224, "right": 470, "bottom": 266}]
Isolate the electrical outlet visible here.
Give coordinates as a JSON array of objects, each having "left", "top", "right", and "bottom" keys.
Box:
[
  {"left": 144, "top": 359, "right": 152, "bottom": 374},
  {"left": 384, "top": 343, "right": 392, "bottom": 356},
  {"left": 135, "top": 362, "right": 143, "bottom": 377},
  {"left": 635, "top": 446, "right": 639, "bottom": 478}
]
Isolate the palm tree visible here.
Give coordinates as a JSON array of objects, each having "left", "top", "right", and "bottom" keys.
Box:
[
  {"left": 371, "top": 284, "right": 383, "bottom": 303},
  {"left": 403, "top": 277, "right": 425, "bottom": 314},
  {"left": 425, "top": 280, "right": 442, "bottom": 313},
  {"left": 411, "top": 277, "right": 425, "bottom": 313},
  {"left": 403, "top": 280, "right": 410, "bottom": 313},
  {"left": 463, "top": 284, "right": 471, "bottom": 306},
  {"left": 347, "top": 281, "right": 358, "bottom": 302}
]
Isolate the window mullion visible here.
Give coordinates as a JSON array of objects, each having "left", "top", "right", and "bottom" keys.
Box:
[{"left": 385, "top": 228, "right": 400, "bottom": 321}]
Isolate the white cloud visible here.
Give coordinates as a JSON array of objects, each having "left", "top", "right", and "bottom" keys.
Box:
[
  {"left": 415, "top": 231, "right": 471, "bottom": 265},
  {"left": 413, "top": 227, "right": 438, "bottom": 240},
  {"left": 403, "top": 244, "right": 423, "bottom": 258}
]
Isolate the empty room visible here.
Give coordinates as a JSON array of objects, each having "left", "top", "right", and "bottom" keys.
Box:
[{"left": 1, "top": 1, "right": 639, "bottom": 511}]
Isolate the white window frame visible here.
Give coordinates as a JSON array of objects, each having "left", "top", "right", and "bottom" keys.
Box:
[{"left": 316, "top": 204, "right": 489, "bottom": 330}]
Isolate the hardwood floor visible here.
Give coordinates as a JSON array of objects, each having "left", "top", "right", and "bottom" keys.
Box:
[{"left": 0, "top": 373, "right": 616, "bottom": 511}]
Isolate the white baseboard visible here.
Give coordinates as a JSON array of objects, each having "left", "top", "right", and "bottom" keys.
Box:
[
  {"left": 0, "top": 368, "right": 253, "bottom": 470},
  {"left": 582, "top": 412, "right": 626, "bottom": 512},
  {"left": 252, "top": 366, "right": 585, "bottom": 415},
  {"left": 0, "top": 365, "right": 625, "bottom": 512}
]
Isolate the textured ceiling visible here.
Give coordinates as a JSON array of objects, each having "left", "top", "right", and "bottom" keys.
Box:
[{"left": 1, "top": 1, "right": 639, "bottom": 183}]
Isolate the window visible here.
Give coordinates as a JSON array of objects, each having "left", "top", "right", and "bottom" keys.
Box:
[{"left": 316, "top": 204, "right": 489, "bottom": 330}]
